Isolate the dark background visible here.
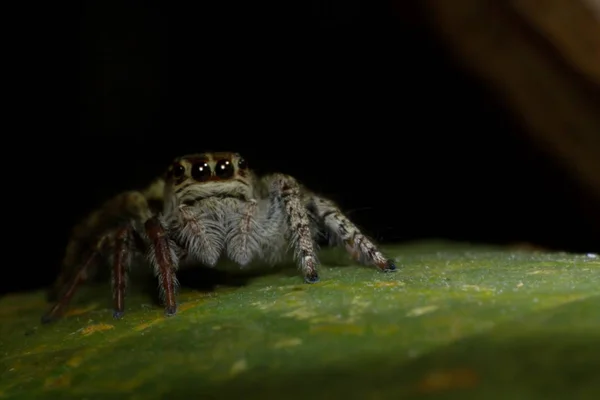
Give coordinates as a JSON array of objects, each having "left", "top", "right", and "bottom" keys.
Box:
[{"left": 8, "top": 1, "right": 599, "bottom": 295}]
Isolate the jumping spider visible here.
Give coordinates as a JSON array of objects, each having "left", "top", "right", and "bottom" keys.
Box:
[{"left": 43, "top": 152, "right": 397, "bottom": 323}]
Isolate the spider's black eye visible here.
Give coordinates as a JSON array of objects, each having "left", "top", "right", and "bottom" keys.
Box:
[
  {"left": 215, "top": 159, "right": 235, "bottom": 179},
  {"left": 192, "top": 162, "right": 211, "bottom": 181},
  {"left": 237, "top": 157, "right": 247, "bottom": 170},
  {"left": 171, "top": 163, "right": 185, "bottom": 178}
]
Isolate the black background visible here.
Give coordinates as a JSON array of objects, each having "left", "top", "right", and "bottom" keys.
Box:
[{"left": 7, "top": 1, "right": 599, "bottom": 295}]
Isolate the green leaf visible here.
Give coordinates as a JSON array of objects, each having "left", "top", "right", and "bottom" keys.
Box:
[{"left": 1, "top": 241, "right": 600, "bottom": 399}]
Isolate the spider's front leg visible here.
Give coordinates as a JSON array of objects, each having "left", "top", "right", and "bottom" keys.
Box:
[
  {"left": 270, "top": 174, "right": 321, "bottom": 283},
  {"left": 310, "top": 195, "right": 397, "bottom": 272},
  {"left": 144, "top": 216, "right": 180, "bottom": 316}
]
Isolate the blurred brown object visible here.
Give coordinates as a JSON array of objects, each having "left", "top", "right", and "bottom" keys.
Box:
[{"left": 421, "top": 0, "right": 600, "bottom": 200}]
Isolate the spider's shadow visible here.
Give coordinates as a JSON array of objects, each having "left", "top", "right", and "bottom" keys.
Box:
[
  {"left": 140, "top": 249, "right": 355, "bottom": 306},
  {"left": 139, "top": 262, "right": 290, "bottom": 306}
]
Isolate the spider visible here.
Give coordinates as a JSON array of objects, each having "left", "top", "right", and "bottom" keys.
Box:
[{"left": 42, "top": 152, "right": 397, "bottom": 323}]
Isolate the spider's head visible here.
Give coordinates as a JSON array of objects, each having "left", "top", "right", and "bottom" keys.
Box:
[{"left": 164, "top": 152, "right": 254, "bottom": 206}]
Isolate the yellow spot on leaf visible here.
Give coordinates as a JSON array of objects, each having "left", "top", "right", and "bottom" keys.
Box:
[
  {"left": 406, "top": 305, "right": 439, "bottom": 317},
  {"left": 133, "top": 319, "right": 162, "bottom": 332},
  {"left": 66, "top": 356, "right": 84, "bottom": 368},
  {"left": 44, "top": 374, "right": 72, "bottom": 389},
  {"left": 81, "top": 323, "right": 114, "bottom": 336},
  {"left": 177, "top": 301, "right": 198, "bottom": 312},
  {"left": 417, "top": 368, "right": 479, "bottom": 393},
  {"left": 28, "top": 344, "right": 47, "bottom": 354},
  {"left": 315, "top": 281, "right": 340, "bottom": 288},
  {"left": 179, "top": 291, "right": 212, "bottom": 302},
  {"left": 64, "top": 303, "right": 99, "bottom": 317},
  {"left": 273, "top": 338, "right": 303, "bottom": 349},
  {"left": 368, "top": 281, "right": 405, "bottom": 288},
  {"left": 230, "top": 359, "right": 248, "bottom": 376},
  {"left": 516, "top": 282, "right": 524, "bottom": 288},
  {"left": 65, "top": 345, "right": 99, "bottom": 368},
  {"left": 310, "top": 323, "right": 365, "bottom": 335}
]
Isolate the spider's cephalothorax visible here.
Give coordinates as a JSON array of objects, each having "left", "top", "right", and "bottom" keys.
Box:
[{"left": 42, "top": 152, "right": 397, "bottom": 323}]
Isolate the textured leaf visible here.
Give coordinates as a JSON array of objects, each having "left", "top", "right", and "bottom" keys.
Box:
[{"left": 1, "top": 241, "right": 600, "bottom": 399}]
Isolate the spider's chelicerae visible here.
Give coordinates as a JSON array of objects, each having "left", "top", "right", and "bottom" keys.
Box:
[{"left": 43, "top": 152, "right": 397, "bottom": 323}]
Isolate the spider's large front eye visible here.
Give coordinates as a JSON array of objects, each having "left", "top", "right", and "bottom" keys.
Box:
[
  {"left": 192, "top": 162, "right": 211, "bottom": 181},
  {"left": 215, "top": 159, "right": 234, "bottom": 179}
]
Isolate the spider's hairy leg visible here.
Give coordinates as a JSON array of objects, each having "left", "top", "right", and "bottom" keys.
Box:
[
  {"left": 41, "top": 238, "right": 107, "bottom": 324},
  {"left": 44, "top": 181, "right": 164, "bottom": 322},
  {"left": 270, "top": 174, "right": 320, "bottom": 283},
  {"left": 111, "top": 222, "right": 153, "bottom": 319},
  {"left": 43, "top": 222, "right": 144, "bottom": 323},
  {"left": 48, "top": 185, "right": 163, "bottom": 301},
  {"left": 145, "top": 216, "right": 179, "bottom": 316},
  {"left": 310, "top": 195, "right": 397, "bottom": 272},
  {"left": 111, "top": 225, "right": 135, "bottom": 319}
]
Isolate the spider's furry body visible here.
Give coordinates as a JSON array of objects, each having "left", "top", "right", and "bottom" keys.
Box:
[{"left": 43, "top": 152, "right": 396, "bottom": 323}]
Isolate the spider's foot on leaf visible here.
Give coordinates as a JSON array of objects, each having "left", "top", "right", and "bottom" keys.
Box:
[
  {"left": 40, "top": 313, "right": 56, "bottom": 324},
  {"left": 40, "top": 304, "right": 63, "bottom": 324},
  {"left": 382, "top": 260, "right": 398, "bottom": 272},
  {"left": 164, "top": 305, "right": 178, "bottom": 317},
  {"left": 304, "top": 273, "right": 320, "bottom": 284},
  {"left": 113, "top": 310, "right": 125, "bottom": 320}
]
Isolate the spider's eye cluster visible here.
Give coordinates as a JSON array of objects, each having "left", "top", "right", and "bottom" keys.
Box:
[
  {"left": 170, "top": 163, "right": 185, "bottom": 178},
  {"left": 192, "top": 162, "right": 211, "bottom": 181},
  {"left": 215, "top": 159, "right": 234, "bottom": 179}
]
